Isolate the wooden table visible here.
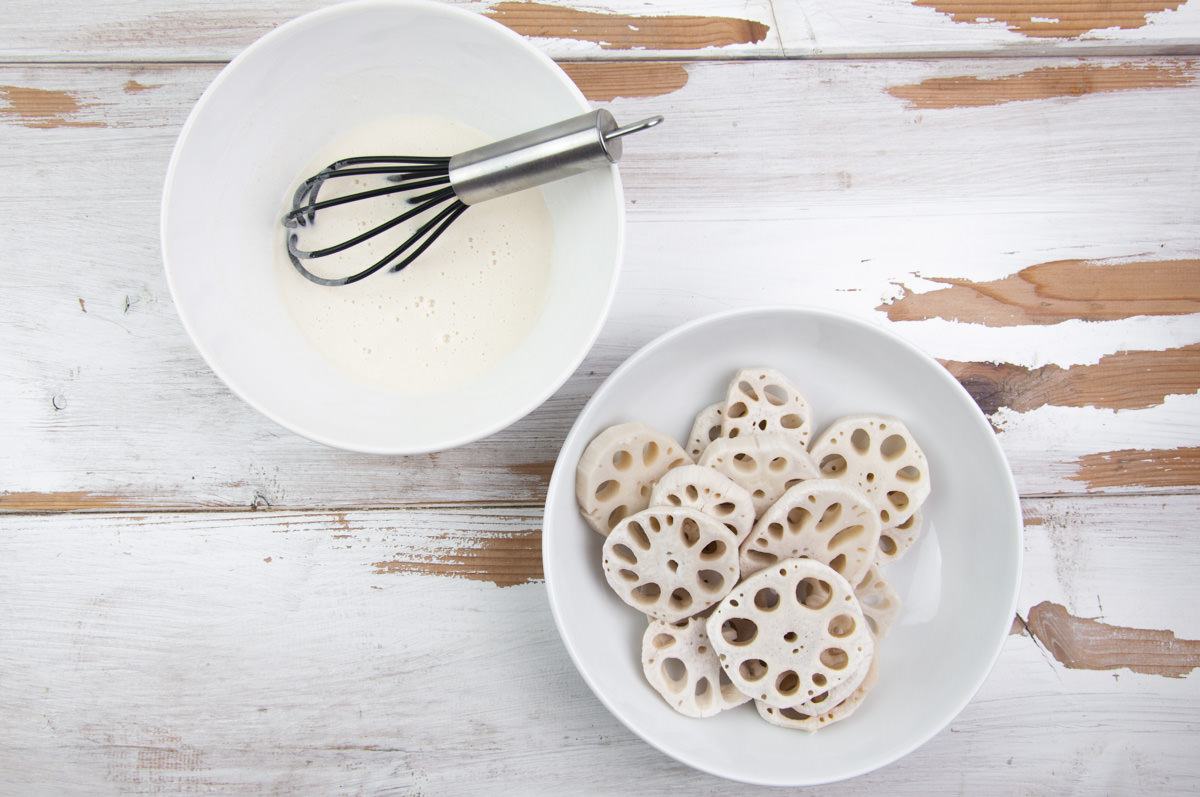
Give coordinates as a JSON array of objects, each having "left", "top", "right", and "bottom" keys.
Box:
[{"left": 2, "top": 1, "right": 1198, "bottom": 793}]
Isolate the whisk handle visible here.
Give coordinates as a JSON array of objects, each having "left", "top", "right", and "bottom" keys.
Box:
[{"left": 448, "top": 110, "right": 661, "bottom": 206}]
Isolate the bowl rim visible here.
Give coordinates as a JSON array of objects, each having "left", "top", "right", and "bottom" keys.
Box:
[
  {"left": 542, "top": 304, "right": 1024, "bottom": 785},
  {"left": 160, "top": 0, "right": 624, "bottom": 454}
]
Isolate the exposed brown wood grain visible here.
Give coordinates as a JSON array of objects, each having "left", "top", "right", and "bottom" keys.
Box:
[
  {"left": 941, "top": 344, "right": 1200, "bottom": 416},
  {"left": 561, "top": 62, "right": 690, "bottom": 101},
  {"left": 0, "top": 491, "right": 125, "bottom": 512},
  {"left": 483, "top": 1, "right": 769, "bottom": 50},
  {"left": 507, "top": 460, "right": 555, "bottom": 492},
  {"left": 122, "top": 79, "right": 162, "bottom": 93},
  {"left": 880, "top": 259, "right": 1200, "bottom": 326},
  {"left": 912, "top": 0, "right": 1187, "bottom": 38},
  {"left": 372, "top": 528, "right": 542, "bottom": 587},
  {"left": 1026, "top": 601, "right": 1200, "bottom": 677},
  {"left": 0, "top": 85, "right": 103, "bottom": 128},
  {"left": 888, "top": 61, "right": 1197, "bottom": 109},
  {"left": 1070, "top": 446, "right": 1200, "bottom": 489}
]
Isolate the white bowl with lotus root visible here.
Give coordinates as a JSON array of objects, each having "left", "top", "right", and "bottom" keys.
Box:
[{"left": 542, "top": 306, "right": 1022, "bottom": 785}]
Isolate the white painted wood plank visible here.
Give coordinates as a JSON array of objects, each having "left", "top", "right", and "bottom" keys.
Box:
[
  {"left": 0, "top": 0, "right": 782, "bottom": 62},
  {"left": 1, "top": 59, "right": 1197, "bottom": 508},
  {"left": 773, "top": 0, "right": 1200, "bottom": 57},
  {"left": 3, "top": 0, "right": 1199, "bottom": 62},
  {"left": 1, "top": 499, "right": 1197, "bottom": 793}
]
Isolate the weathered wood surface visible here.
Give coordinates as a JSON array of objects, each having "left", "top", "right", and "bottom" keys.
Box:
[{"left": 2, "top": 0, "right": 1199, "bottom": 793}]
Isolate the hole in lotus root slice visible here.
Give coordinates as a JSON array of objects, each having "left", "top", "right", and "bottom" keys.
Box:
[
  {"left": 816, "top": 502, "right": 843, "bottom": 531},
  {"left": 828, "top": 614, "right": 857, "bottom": 638},
  {"left": 785, "top": 507, "right": 811, "bottom": 534},
  {"left": 744, "top": 549, "right": 779, "bottom": 570},
  {"left": 780, "top": 413, "right": 804, "bottom": 429},
  {"left": 776, "top": 670, "right": 801, "bottom": 697},
  {"left": 699, "top": 539, "right": 727, "bottom": 560},
  {"left": 732, "top": 452, "right": 757, "bottom": 473},
  {"left": 720, "top": 617, "right": 758, "bottom": 646},
  {"left": 642, "top": 441, "right": 661, "bottom": 467},
  {"left": 694, "top": 677, "right": 712, "bottom": 710},
  {"left": 607, "top": 505, "right": 630, "bottom": 531},
  {"left": 679, "top": 516, "right": 701, "bottom": 547},
  {"left": 763, "top": 383, "right": 789, "bottom": 406},
  {"left": 632, "top": 583, "right": 662, "bottom": 605},
  {"left": 594, "top": 480, "right": 620, "bottom": 502},
  {"left": 576, "top": 422, "right": 693, "bottom": 536},
  {"left": 819, "top": 454, "right": 847, "bottom": 476},
  {"left": 739, "top": 658, "right": 769, "bottom": 681},
  {"left": 652, "top": 632, "right": 677, "bottom": 649},
  {"left": 611, "top": 543, "right": 637, "bottom": 565},
  {"left": 696, "top": 570, "right": 726, "bottom": 594},
  {"left": 737, "top": 380, "right": 761, "bottom": 402},
  {"left": 828, "top": 553, "right": 847, "bottom": 574},
  {"left": 820, "top": 647, "right": 849, "bottom": 670},
  {"left": 828, "top": 524, "right": 866, "bottom": 551},
  {"left": 850, "top": 428, "right": 871, "bottom": 454},
  {"left": 754, "top": 587, "right": 781, "bottom": 611},
  {"left": 625, "top": 520, "right": 651, "bottom": 550},
  {"left": 618, "top": 569, "right": 638, "bottom": 582},
  {"left": 662, "top": 658, "right": 688, "bottom": 692},
  {"left": 795, "top": 577, "right": 833, "bottom": 610},
  {"left": 880, "top": 434, "right": 907, "bottom": 460},
  {"left": 669, "top": 587, "right": 694, "bottom": 613}
]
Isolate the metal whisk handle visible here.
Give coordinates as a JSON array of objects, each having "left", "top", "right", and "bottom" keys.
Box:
[{"left": 448, "top": 110, "right": 662, "bottom": 206}]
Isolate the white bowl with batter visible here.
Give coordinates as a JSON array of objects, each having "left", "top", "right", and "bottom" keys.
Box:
[{"left": 162, "top": 0, "right": 623, "bottom": 453}]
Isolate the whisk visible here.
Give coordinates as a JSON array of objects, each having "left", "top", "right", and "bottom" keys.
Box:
[{"left": 283, "top": 110, "right": 662, "bottom": 286}]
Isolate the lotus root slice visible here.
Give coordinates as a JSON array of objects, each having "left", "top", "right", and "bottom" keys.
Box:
[
  {"left": 576, "top": 422, "right": 692, "bottom": 536},
  {"left": 721, "top": 367, "right": 813, "bottom": 447},
  {"left": 739, "top": 480, "right": 882, "bottom": 585},
  {"left": 686, "top": 402, "right": 725, "bottom": 460},
  {"left": 698, "top": 435, "right": 819, "bottom": 516},
  {"left": 878, "top": 508, "right": 924, "bottom": 564},
  {"left": 756, "top": 651, "right": 881, "bottom": 731},
  {"left": 855, "top": 565, "right": 902, "bottom": 638},
  {"left": 705, "top": 557, "right": 874, "bottom": 710},
  {"left": 649, "top": 464, "right": 756, "bottom": 546},
  {"left": 602, "top": 507, "right": 739, "bottom": 623},
  {"left": 642, "top": 617, "right": 750, "bottom": 718},
  {"left": 809, "top": 415, "right": 931, "bottom": 529}
]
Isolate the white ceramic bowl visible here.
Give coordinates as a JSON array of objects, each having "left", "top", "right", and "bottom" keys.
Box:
[
  {"left": 161, "top": 0, "right": 622, "bottom": 453},
  {"left": 543, "top": 306, "right": 1023, "bottom": 786}
]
